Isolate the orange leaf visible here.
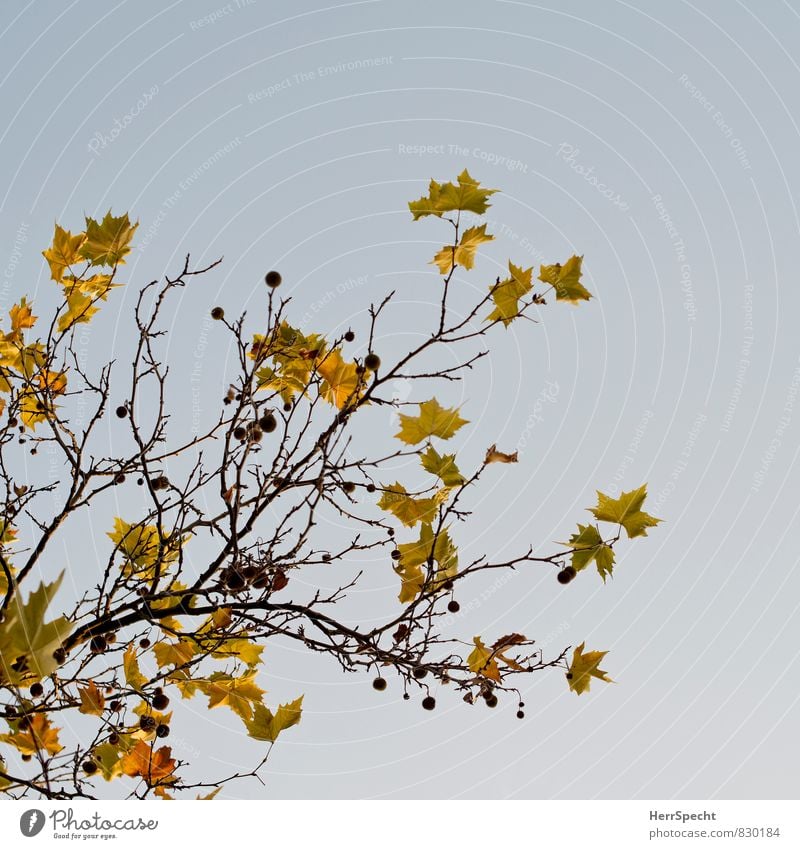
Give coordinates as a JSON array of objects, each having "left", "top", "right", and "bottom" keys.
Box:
[{"left": 120, "top": 740, "right": 177, "bottom": 784}]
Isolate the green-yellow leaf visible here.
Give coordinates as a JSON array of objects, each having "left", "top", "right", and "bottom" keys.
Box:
[
  {"left": 395, "top": 398, "right": 468, "bottom": 445},
  {"left": 467, "top": 636, "right": 500, "bottom": 682},
  {"left": 560, "top": 523, "right": 616, "bottom": 581},
  {"left": 420, "top": 444, "right": 465, "bottom": 486},
  {"left": 80, "top": 211, "right": 138, "bottom": 267},
  {"left": 57, "top": 291, "right": 98, "bottom": 334},
  {"left": 486, "top": 261, "right": 533, "bottom": 326},
  {"left": 409, "top": 170, "right": 497, "bottom": 219},
  {"left": 567, "top": 642, "right": 612, "bottom": 695},
  {"left": 432, "top": 224, "right": 493, "bottom": 274},
  {"left": 243, "top": 695, "right": 303, "bottom": 742},
  {"left": 153, "top": 639, "right": 197, "bottom": 669},
  {"left": 0, "top": 572, "right": 72, "bottom": 686},
  {"left": 539, "top": 255, "right": 591, "bottom": 304},
  {"left": 588, "top": 485, "right": 661, "bottom": 539}
]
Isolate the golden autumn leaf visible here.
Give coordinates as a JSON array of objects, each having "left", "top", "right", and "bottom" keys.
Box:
[
  {"left": 42, "top": 223, "right": 86, "bottom": 282},
  {"left": 9, "top": 298, "right": 36, "bottom": 333},
  {"left": 123, "top": 644, "right": 147, "bottom": 692},
  {"left": 467, "top": 635, "right": 529, "bottom": 682},
  {"left": 78, "top": 681, "right": 106, "bottom": 716},
  {"left": 567, "top": 642, "right": 613, "bottom": 695},
  {"left": 57, "top": 291, "right": 98, "bottom": 334},
  {"left": 432, "top": 224, "right": 494, "bottom": 274},
  {"left": 420, "top": 444, "right": 465, "bottom": 486},
  {"left": 198, "top": 670, "right": 265, "bottom": 721},
  {"left": 316, "top": 348, "right": 363, "bottom": 409}
]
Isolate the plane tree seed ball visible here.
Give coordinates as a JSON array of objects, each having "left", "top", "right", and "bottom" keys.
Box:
[
  {"left": 364, "top": 353, "right": 381, "bottom": 371},
  {"left": 211, "top": 306, "right": 224, "bottom": 320},
  {"left": 265, "top": 270, "right": 282, "bottom": 288}
]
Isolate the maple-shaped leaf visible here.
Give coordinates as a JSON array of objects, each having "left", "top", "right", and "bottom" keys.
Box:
[
  {"left": 92, "top": 741, "right": 129, "bottom": 781},
  {"left": 36, "top": 368, "right": 68, "bottom": 396},
  {"left": 486, "top": 261, "right": 533, "bottom": 326},
  {"left": 395, "top": 398, "right": 468, "bottom": 445},
  {"left": 420, "top": 444, "right": 465, "bottom": 486},
  {"left": 42, "top": 224, "right": 86, "bottom": 282},
  {"left": 538, "top": 255, "right": 591, "bottom": 304},
  {"left": 120, "top": 740, "right": 177, "bottom": 784},
  {"left": 485, "top": 444, "right": 518, "bottom": 464},
  {"left": 9, "top": 298, "right": 36, "bottom": 334},
  {"left": 80, "top": 211, "right": 138, "bottom": 266},
  {"left": 431, "top": 224, "right": 493, "bottom": 274},
  {"left": 0, "top": 572, "right": 72, "bottom": 686},
  {"left": 123, "top": 644, "right": 147, "bottom": 692},
  {"left": 316, "top": 348, "right": 363, "bottom": 409},
  {"left": 378, "top": 483, "right": 439, "bottom": 527},
  {"left": 560, "top": 523, "right": 615, "bottom": 581},
  {"left": 0, "top": 713, "right": 63, "bottom": 756},
  {"left": 78, "top": 681, "right": 106, "bottom": 716},
  {"left": 244, "top": 696, "right": 303, "bottom": 742},
  {"left": 198, "top": 670, "right": 265, "bottom": 721},
  {"left": 57, "top": 291, "right": 98, "bottom": 334},
  {"left": 567, "top": 642, "right": 613, "bottom": 695},
  {"left": 409, "top": 170, "right": 497, "bottom": 219},
  {"left": 153, "top": 639, "right": 196, "bottom": 669},
  {"left": 589, "top": 485, "right": 661, "bottom": 539}
]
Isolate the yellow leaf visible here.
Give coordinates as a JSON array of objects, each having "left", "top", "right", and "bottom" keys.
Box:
[
  {"left": 394, "top": 523, "right": 458, "bottom": 602},
  {"left": 378, "top": 483, "right": 439, "bottom": 527},
  {"left": 567, "top": 642, "right": 613, "bottom": 695},
  {"left": 78, "top": 681, "right": 106, "bottom": 716},
  {"left": 467, "top": 637, "right": 501, "bottom": 682},
  {"left": 395, "top": 398, "right": 468, "bottom": 445},
  {"left": 80, "top": 211, "right": 138, "bottom": 267},
  {"left": 9, "top": 298, "right": 36, "bottom": 333},
  {"left": 210, "top": 637, "right": 264, "bottom": 668},
  {"left": 107, "top": 518, "right": 184, "bottom": 579},
  {"left": 123, "top": 645, "right": 147, "bottom": 692},
  {"left": 0, "top": 713, "right": 63, "bottom": 756},
  {"left": 42, "top": 224, "right": 86, "bottom": 282},
  {"left": 538, "top": 255, "right": 592, "bottom": 304},
  {"left": 153, "top": 639, "right": 196, "bottom": 669},
  {"left": 431, "top": 224, "right": 493, "bottom": 274},
  {"left": 57, "top": 291, "right": 98, "bottom": 333},
  {"left": 316, "top": 348, "right": 364, "bottom": 409},
  {"left": 198, "top": 671, "right": 265, "bottom": 721},
  {"left": 243, "top": 695, "right": 303, "bottom": 742},
  {"left": 197, "top": 787, "right": 222, "bottom": 800}
]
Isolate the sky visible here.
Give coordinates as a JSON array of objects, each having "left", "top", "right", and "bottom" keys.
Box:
[{"left": 1, "top": 0, "right": 798, "bottom": 800}]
